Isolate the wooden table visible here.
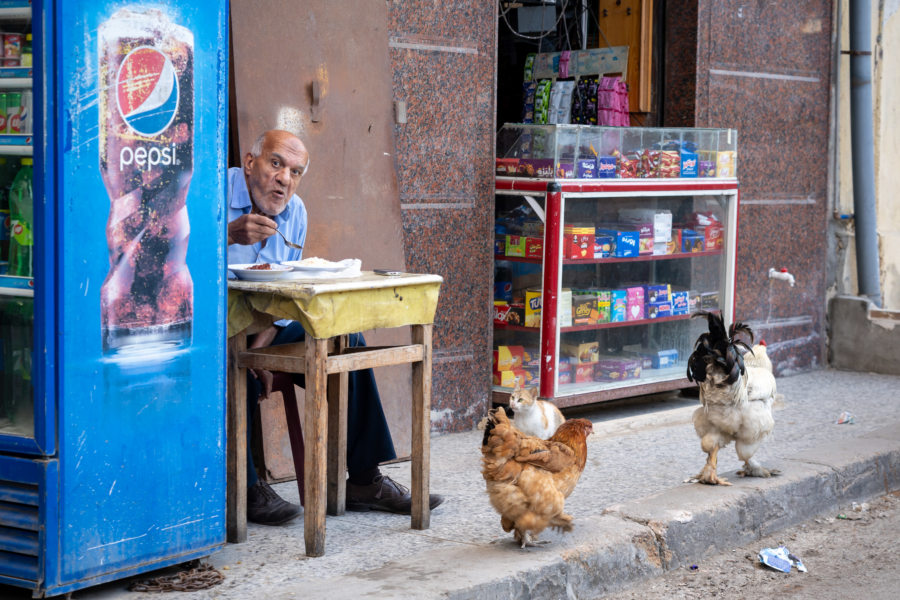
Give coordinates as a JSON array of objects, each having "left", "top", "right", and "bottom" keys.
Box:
[{"left": 226, "top": 272, "right": 442, "bottom": 557}]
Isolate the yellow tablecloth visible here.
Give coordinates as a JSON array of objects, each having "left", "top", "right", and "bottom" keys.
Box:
[{"left": 227, "top": 272, "right": 443, "bottom": 339}]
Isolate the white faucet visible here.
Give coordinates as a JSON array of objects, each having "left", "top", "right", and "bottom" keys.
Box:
[{"left": 768, "top": 268, "right": 795, "bottom": 287}]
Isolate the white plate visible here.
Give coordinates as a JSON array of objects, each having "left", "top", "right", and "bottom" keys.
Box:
[
  {"left": 281, "top": 259, "right": 348, "bottom": 272},
  {"left": 229, "top": 263, "right": 294, "bottom": 281}
]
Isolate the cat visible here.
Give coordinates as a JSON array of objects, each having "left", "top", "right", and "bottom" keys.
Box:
[{"left": 508, "top": 383, "right": 566, "bottom": 440}]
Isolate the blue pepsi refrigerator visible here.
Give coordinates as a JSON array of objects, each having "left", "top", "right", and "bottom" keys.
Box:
[{"left": 0, "top": 0, "right": 229, "bottom": 596}]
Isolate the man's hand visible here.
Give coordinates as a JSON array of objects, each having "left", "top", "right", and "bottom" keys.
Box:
[
  {"left": 228, "top": 212, "right": 277, "bottom": 246},
  {"left": 250, "top": 367, "right": 274, "bottom": 400}
]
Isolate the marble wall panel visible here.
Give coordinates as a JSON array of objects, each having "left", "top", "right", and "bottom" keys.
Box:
[
  {"left": 695, "top": 0, "right": 833, "bottom": 374},
  {"left": 388, "top": 2, "right": 496, "bottom": 432}
]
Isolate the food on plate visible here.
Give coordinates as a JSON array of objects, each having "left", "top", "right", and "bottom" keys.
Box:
[
  {"left": 295, "top": 256, "right": 340, "bottom": 267},
  {"left": 247, "top": 263, "right": 273, "bottom": 270}
]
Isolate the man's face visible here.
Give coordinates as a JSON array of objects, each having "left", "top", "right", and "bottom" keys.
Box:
[{"left": 243, "top": 132, "right": 309, "bottom": 216}]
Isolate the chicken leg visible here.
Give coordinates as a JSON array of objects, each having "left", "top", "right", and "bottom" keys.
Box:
[{"left": 696, "top": 436, "right": 732, "bottom": 486}]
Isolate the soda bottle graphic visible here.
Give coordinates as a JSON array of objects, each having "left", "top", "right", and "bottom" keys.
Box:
[{"left": 98, "top": 8, "right": 193, "bottom": 357}]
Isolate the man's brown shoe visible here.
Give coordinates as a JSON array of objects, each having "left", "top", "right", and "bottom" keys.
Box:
[
  {"left": 247, "top": 481, "right": 301, "bottom": 525},
  {"left": 346, "top": 474, "right": 444, "bottom": 514}
]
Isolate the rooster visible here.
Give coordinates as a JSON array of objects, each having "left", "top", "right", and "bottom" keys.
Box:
[
  {"left": 687, "top": 311, "right": 778, "bottom": 486},
  {"left": 481, "top": 406, "right": 593, "bottom": 548}
]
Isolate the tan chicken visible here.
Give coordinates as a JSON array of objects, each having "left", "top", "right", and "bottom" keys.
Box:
[
  {"left": 687, "top": 312, "right": 778, "bottom": 486},
  {"left": 481, "top": 407, "right": 593, "bottom": 548}
]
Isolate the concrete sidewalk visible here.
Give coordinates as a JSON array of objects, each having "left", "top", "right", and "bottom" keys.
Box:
[{"left": 47, "top": 369, "right": 900, "bottom": 598}]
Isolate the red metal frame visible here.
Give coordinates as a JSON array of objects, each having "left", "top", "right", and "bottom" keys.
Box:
[{"left": 538, "top": 183, "right": 562, "bottom": 398}]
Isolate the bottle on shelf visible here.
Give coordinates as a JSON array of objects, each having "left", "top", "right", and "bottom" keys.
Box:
[
  {"left": 8, "top": 157, "right": 32, "bottom": 277},
  {"left": 0, "top": 156, "right": 18, "bottom": 268},
  {"left": 21, "top": 33, "right": 32, "bottom": 68}
]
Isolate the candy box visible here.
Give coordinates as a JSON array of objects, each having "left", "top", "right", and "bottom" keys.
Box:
[
  {"left": 506, "top": 303, "right": 525, "bottom": 326},
  {"left": 493, "top": 368, "right": 530, "bottom": 388},
  {"left": 496, "top": 157, "right": 519, "bottom": 176},
  {"left": 645, "top": 300, "right": 673, "bottom": 319},
  {"left": 517, "top": 158, "right": 554, "bottom": 178},
  {"left": 522, "top": 347, "right": 541, "bottom": 369},
  {"left": 681, "top": 230, "right": 705, "bottom": 253},
  {"left": 700, "top": 291, "right": 719, "bottom": 310},
  {"left": 493, "top": 345, "right": 527, "bottom": 371},
  {"left": 695, "top": 221, "right": 723, "bottom": 250},
  {"left": 493, "top": 301, "right": 510, "bottom": 325},
  {"left": 576, "top": 158, "right": 597, "bottom": 178},
  {"left": 572, "top": 292, "right": 599, "bottom": 325},
  {"left": 626, "top": 286, "right": 645, "bottom": 320},
  {"left": 574, "top": 363, "right": 594, "bottom": 383},
  {"left": 505, "top": 235, "right": 543, "bottom": 259},
  {"left": 668, "top": 229, "right": 682, "bottom": 254},
  {"left": 525, "top": 288, "right": 543, "bottom": 327},
  {"left": 557, "top": 371, "right": 573, "bottom": 385},
  {"left": 561, "top": 341, "right": 600, "bottom": 364},
  {"left": 680, "top": 148, "right": 698, "bottom": 178},
  {"left": 716, "top": 151, "right": 736, "bottom": 177},
  {"left": 644, "top": 284, "right": 671, "bottom": 303},
  {"left": 596, "top": 290, "right": 611, "bottom": 323},
  {"left": 670, "top": 291, "right": 690, "bottom": 315},
  {"left": 556, "top": 162, "right": 575, "bottom": 179},
  {"left": 596, "top": 227, "right": 639, "bottom": 257},
  {"left": 564, "top": 226, "right": 595, "bottom": 260},
  {"left": 557, "top": 356, "right": 573, "bottom": 372},
  {"left": 698, "top": 160, "right": 716, "bottom": 177},
  {"left": 594, "top": 234, "right": 613, "bottom": 258},
  {"left": 611, "top": 289, "right": 627, "bottom": 322},
  {"left": 596, "top": 155, "right": 617, "bottom": 178},
  {"left": 594, "top": 356, "right": 642, "bottom": 382},
  {"left": 633, "top": 223, "right": 654, "bottom": 255},
  {"left": 652, "top": 348, "right": 679, "bottom": 369}
]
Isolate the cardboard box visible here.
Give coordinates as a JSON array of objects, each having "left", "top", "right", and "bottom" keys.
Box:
[
  {"left": 596, "top": 228, "right": 639, "bottom": 257},
  {"left": 626, "top": 286, "right": 645, "bottom": 320},
  {"left": 597, "top": 290, "right": 611, "bottom": 323},
  {"left": 611, "top": 290, "right": 627, "bottom": 322},
  {"left": 652, "top": 348, "right": 679, "bottom": 369},
  {"left": 572, "top": 292, "right": 599, "bottom": 325},
  {"left": 671, "top": 291, "right": 689, "bottom": 315},
  {"left": 645, "top": 300, "right": 673, "bottom": 319},
  {"left": 517, "top": 158, "right": 554, "bottom": 178},
  {"left": 700, "top": 291, "right": 720, "bottom": 310},
  {"left": 506, "top": 303, "right": 525, "bottom": 326},
  {"left": 493, "top": 301, "right": 511, "bottom": 325},
  {"left": 594, "top": 356, "right": 642, "bottom": 382},
  {"left": 557, "top": 370, "right": 573, "bottom": 385},
  {"left": 576, "top": 158, "right": 597, "bottom": 179},
  {"left": 505, "top": 235, "right": 543, "bottom": 259},
  {"left": 525, "top": 288, "right": 542, "bottom": 327},
  {"left": 495, "top": 157, "right": 519, "bottom": 176},
  {"left": 574, "top": 363, "right": 594, "bottom": 383},
  {"left": 594, "top": 235, "right": 613, "bottom": 258},
  {"left": 493, "top": 369, "right": 530, "bottom": 388},
  {"left": 556, "top": 162, "right": 575, "bottom": 178},
  {"left": 668, "top": 229, "right": 682, "bottom": 254},
  {"left": 681, "top": 230, "right": 705, "bottom": 253},
  {"left": 562, "top": 341, "right": 600, "bottom": 364},
  {"left": 493, "top": 345, "right": 526, "bottom": 371},
  {"left": 597, "top": 155, "right": 617, "bottom": 178},
  {"left": 564, "top": 225, "right": 594, "bottom": 260},
  {"left": 559, "top": 288, "right": 573, "bottom": 327},
  {"left": 716, "top": 151, "right": 736, "bottom": 177},
  {"left": 644, "top": 284, "right": 671, "bottom": 303}
]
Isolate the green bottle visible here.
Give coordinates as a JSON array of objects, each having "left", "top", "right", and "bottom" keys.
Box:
[{"left": 8, "top": 157, "right": 33, "bottom": 278}]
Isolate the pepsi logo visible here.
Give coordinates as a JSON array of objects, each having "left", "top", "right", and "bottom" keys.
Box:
[{"left": 116, "top": 46, "right": 179, "bottom": 136}]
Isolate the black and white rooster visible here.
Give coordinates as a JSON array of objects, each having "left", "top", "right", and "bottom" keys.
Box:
[{"left": 687, "top": 311, "right": 778, "bottom": 485}]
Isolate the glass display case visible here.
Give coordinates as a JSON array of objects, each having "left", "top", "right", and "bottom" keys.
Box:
[
  {"left": 495, "top": 123, "right": 738, "bottom": 180},
  {"left": 493, "top": 124, "right": 739, "bottom": 407}
]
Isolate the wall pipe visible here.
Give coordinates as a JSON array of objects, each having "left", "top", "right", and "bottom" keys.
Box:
[{"left": 849, "top": 0, "right": 882, "bottom": 306}]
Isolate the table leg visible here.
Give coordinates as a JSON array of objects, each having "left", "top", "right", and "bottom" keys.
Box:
[
  {"left": 410, "top": 324, "right": 432, "bottom": 530},
  {"left": 304, "top": 336, "right": 329, "bottom": 557},
  {"left": 227, "top": 331, "right": 248, "bottom": 543},
  {"left": 327, "top": 335, "right": 349, "bottom": 515}
]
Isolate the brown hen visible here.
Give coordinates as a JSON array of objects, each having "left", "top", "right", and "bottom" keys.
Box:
[{"left": 481, "top": 406, "right": 593, "bottom": 548}]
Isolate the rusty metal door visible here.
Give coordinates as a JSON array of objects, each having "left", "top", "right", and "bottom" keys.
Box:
[{"left": 230, "top": 0, "right": 413, "bottom": 471}]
